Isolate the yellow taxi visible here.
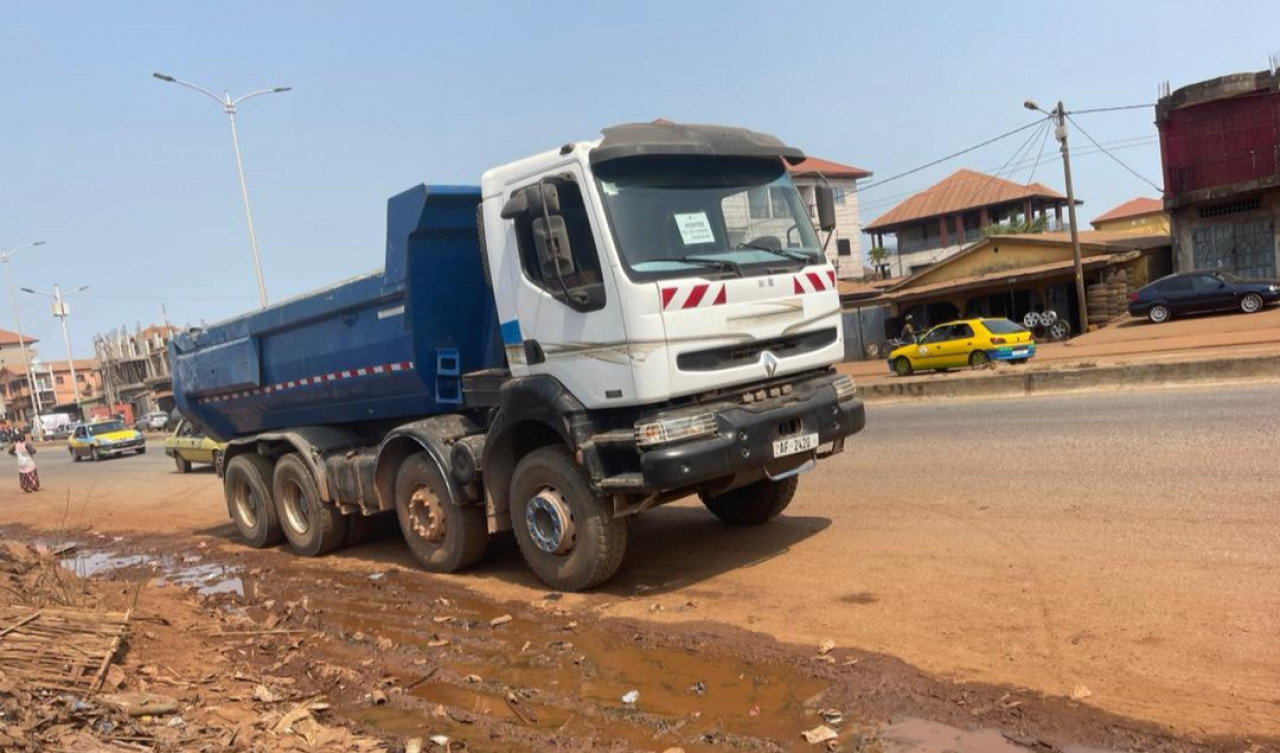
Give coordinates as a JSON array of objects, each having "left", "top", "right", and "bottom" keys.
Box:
[
  {"left": 163, "top": 419, "right": 226, "bottom": 473},
  {"left": 67, "top": 419, "right": 147, "bottom": 461},
  {"left": 888, "top": 317, "right": 1036, "bottom": 377}
]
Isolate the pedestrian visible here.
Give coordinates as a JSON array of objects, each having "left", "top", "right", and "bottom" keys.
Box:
[{"left": 7, "top": 432, "right": 40, "bottom": 493}]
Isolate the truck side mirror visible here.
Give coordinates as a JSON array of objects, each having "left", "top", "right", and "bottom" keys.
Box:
[
  {"left": 532, "top": 215, "right": 576, "bottom": 279},
  {"left": 500, "top": 183, "right": 563, "bottom": 220},
  {"left": 815, "top": 186, "right": 837, "bottom": 233}
]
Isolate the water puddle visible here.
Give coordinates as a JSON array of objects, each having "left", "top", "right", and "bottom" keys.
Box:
[{"left": 60, "top": 548, "right": 250, "bottom": 597}]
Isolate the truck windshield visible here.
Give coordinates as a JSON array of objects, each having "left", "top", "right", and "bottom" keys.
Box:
[{"left": 594, "top": 156, "right": 823, "bottom": 281}]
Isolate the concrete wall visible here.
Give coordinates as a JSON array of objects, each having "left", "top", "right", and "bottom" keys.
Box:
[{"left": 1169, "top": 188, "right": 1280, "bottom": 275}]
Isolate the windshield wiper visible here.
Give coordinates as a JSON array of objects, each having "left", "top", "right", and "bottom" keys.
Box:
[
  {"left": 736, "top": 243, "right": 820, "bottom": 265},
  {"left": 671, "top": 256, "right": 744, "bottom": 278}
]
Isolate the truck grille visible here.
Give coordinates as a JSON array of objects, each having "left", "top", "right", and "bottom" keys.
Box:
[{"left": 677, "top": 328, "right": 838, "bottom": 372}]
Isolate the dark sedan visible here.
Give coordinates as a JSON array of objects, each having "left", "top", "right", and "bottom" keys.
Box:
[{"left": 1128, "top": 270, "right": 1280, "bottom": 323}]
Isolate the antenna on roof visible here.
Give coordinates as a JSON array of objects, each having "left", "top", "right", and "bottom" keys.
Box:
[
  {"left": 1158, "top": 80, "right": 1170, "bottom": 99},
  {"left": 1270, "top": 52, "right": 1279, "bottom": 75}
]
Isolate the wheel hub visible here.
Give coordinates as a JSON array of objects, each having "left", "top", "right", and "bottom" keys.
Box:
[
  {"left": 525, "top": 488, "right": 576, "bottom": 555},
  {"left": 232, "top": 481, "right": 258, "bottom": 528},
  {"left": 410, "top": 486, "right": 447, "bottom": 543}
]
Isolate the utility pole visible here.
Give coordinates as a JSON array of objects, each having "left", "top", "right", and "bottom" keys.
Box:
[
  {"left": 1025, "top": 100, "right": 1087, "bottom": 331},
  {"left": 22, "top": 284, "right": 90, "bottom": 418},
  {"left": 1, "top": 241, "right": 46, "bottom": 439}
]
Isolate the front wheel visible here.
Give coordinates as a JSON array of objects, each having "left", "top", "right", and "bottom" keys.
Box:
[
  {"left": 1148, "top": 304, "right": 1171, "bottom": 323},
  {"left": 1240, "top": 293, "right": 1264, "bottom": 314},
  {"left": 273, "top": 453, "right": 347, "bottom": 556},
  {"left": 174, "top": 454, "right": 192, "bottom": 474},
  {"left": 137, "top": 446, "right": 146, "bottom": 455},
  {"left": 91, "top": 447, "right": 100, "bottom": 462},
  {"left": 394, "top": 452, "right": 487, "bottom": 572},
  {"left": 969, "top": 350, "right": 990, "bottom": 368},
  {"left": 71, "top": 448, "right": 80, "bottom": 462},
  {"left": 510, "top": 446, "right": 626, "bottom": 591},
  {"left": 893, "top": 356, "right": 914, "bottom": 377},
  {"left": 700, "top": 477, "right": 798, "bottom": 525}
]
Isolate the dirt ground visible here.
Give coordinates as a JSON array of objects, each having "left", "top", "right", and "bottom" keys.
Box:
[{"left": 1, "top": 385, "right": 1278, "bottom": 748}]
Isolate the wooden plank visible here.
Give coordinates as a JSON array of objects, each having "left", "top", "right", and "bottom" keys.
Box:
[{"left": 0, "top": 611, "right": 42, "bottom": 638}]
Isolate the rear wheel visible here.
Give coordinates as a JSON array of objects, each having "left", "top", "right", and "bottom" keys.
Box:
[
  {"left": 174, "top": 454, "right": 192, "bottom": 474},
  {"left": 223, "top": 454, "right": 283, "bottom": 548},
  {"left": 968, "top": 350, "right": 990, "bottom": 368},
  {"left": 893, "top": 356, "right": 913, "bottom": 377},
  {"left": 395, "top": 452, "right": 488, "bottom": 572},
  {"left": 700, "top": 477, "right": 798, "bottom": 525},
  {"left": 273, "top": 453, "right": 347, "bottom": 556},
  {"left": 510, "top": 446, "right": 626, "bottom": 591},
  {"left": 1148, "top": 304, "right": 1170, "bottom": 323},
  {"left": 1240, "top": 293, "right": 1264, "bottom": 314}
]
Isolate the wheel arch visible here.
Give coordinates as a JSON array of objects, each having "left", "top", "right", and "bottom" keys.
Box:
[
  {"left": 374, "top": 414, "right": 483, "bottom": 516},
  {"left": 222, "top": 425, "right": 366, "bottom": 501}
]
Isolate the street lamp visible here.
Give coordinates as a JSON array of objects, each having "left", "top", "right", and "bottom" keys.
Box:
[
  {"left": 153, "top": 71, "right": 292, "bottom": 308},
  {"left": 22, "top": 284, "right": 90, "bottom": 417},
  {"left": 0, "top": 241, "right": 46, "bottom": 438},
  {"left": 1025, "top": 98, "right": 1088, "bottom": 331}
]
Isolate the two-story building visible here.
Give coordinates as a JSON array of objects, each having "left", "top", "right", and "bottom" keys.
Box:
[
  {"left": 0, "top": 358, "right": 100, "bottom": 426},
  {"left": 1157, "top": 68, "right": 1280, "bottom": 278},
  {"left": 786, "top": 157, "right": 872, "bottom": 278},
  {"left": 863, "top": 169, "right": 1075, "bottom": 277}
]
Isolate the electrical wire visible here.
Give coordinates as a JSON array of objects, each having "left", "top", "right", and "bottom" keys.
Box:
[
  {"left": 857, "top": 117, "right": 1049, "bottom": 193},
  {"left": 1066, "top": 114, "right": 1164, "bottom": 193},
  {"left": 1024, "top": 119, "right": 1054, "bottom": 185},
  {"left": 1067, "top": 104, "right": 1156, "bottom": 115}
]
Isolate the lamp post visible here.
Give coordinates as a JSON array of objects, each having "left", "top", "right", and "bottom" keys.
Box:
[
  {"left": 153, "top": 72, "right": 291, "bottom": 308},
  {"left": 22, "top": 284, "right": 90, "bottom": 417},
  {"left": 0, "top": 241, "right": 46, "bottom": 438},
  {"left": 1024, "top": 99, "right": 1087, "bottom": 332}
]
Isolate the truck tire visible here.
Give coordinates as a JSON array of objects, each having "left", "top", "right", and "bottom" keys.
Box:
[
  {"left": 510, "top": 445, "right": 627, "bottom": 591},
  {"left": 174, "top": 454, "right": 192, "bottom": 474},
  {"left": 224, "top": 454, "right": 284, "bottom": 548},
  {"left": 273, "top": 453, "right": 347, "bottom": 557},
  {"left": 394, "top": 452, "right": 488, "bottom": 572},
  {"left": 700, "top": 477, "right": 798, "bottom": 525}
]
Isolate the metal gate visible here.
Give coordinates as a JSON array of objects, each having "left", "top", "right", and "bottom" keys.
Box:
[{"left": 1192, "top": 219, "right": 1276, "bottom": 278}]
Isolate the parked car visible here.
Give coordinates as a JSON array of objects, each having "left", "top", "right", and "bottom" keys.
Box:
[
  {"left": 1129, "top": 270, "right": 1280, "bottom": 323},
  {"left": 888, "top": 317, "right": 1036, "bottom": 377},
  {"left": 52, "top": 421, "right": 83, "bottom": 441},
  {"left": 162, "top": 420, "right": 225, "bottom": 473},
  {"left": 68, "top": 419, "right": 146, "bottom": 461},
  {"left": 136, "top": 411, "right": 170, "bottom": 432}
]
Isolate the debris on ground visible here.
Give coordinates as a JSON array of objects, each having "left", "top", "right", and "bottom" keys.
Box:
[
  {"left": 802, "top": 724, "right": 839, "bottom": 744},
  {"left": 818, "top": 639, "right": 836, "bottom": 655},
  {"left": 621, "top": 689, "right": 640, "bottom": 704},
  {"left": 1070, "top": 683, "right": 1093, "bottom": 701},
  {"left": 489, "top": 614, "right": 513, "bottom": 627}
]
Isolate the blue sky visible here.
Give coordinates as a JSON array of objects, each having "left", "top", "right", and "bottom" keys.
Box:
[{"left": 2, "top": 1, "right": 1277, "bottom": 357}]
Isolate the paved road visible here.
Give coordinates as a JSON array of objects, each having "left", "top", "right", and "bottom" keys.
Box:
[{"left": 3, "top": 384, "right": 1277, "bottom": 737}]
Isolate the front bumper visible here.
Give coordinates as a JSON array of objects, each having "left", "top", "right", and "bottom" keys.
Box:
[
  {"left": 987, "top": 343, "right": 1037, "bottom": 361},
  {"left": 95, "top": 440, "right": 145, "bottom": 456},
  {"left": 638, "top": 372, "right": 865, "bottom": 491}
]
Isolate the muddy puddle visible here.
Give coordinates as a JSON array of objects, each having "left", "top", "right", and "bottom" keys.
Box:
[{"left": 60, "top": 547, "right": 250, "bottom": 597}]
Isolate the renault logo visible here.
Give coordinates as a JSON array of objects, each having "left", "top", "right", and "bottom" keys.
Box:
[{"left": 762, "top": 351, "right": 779, "bottom": 377}]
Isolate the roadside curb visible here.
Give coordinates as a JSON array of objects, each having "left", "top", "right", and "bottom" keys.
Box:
[{"left": 859, "top": 353, "right": 1280, "bottom": 402}]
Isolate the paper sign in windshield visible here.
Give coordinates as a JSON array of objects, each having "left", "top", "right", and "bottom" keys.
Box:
[{"left": 674, "top": 212, "right": 715, "bottom": 245}]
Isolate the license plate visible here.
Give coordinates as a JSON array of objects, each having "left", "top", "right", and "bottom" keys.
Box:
[
  {"left": 773, "top": 432, "right": 819, "bottom": 458},
  {"left": 1012, "top": 348, "right": 1028, "bottom": 356}
]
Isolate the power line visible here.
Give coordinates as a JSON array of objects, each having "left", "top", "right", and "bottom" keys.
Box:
[
  {"left": 858, "top": 117, "right": 1048, "bottom": 193},
  {"left": 1066, "top": 114, "right": 1164, "bottom": 193},
  {"left": 1067, "top": 103, "right": 1156, "bottom": 115},
  {"left": 1025, "top": 119, "right": 1054, "bottom": 185}
]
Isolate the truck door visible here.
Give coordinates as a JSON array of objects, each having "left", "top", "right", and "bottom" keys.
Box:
[{"left": 494, "top": 167, "right": 634, "bottom": 406}]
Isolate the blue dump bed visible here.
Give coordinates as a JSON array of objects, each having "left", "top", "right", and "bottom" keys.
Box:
[{"left": 172, "top": 185, "right": 503, "bottom": 441}]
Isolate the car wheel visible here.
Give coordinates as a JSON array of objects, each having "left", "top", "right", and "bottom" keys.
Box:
[
  {"left": 174, "top": 454, "right": 192, "bottom": 474},
  {"left": 893, "top": 356, "right": 913, "bottom": 377},
  {"left": 91, "top": 447, "right": 100, "bottom": 462},
  {"left": 70, "top": 448, "right": 80, "bottom": 462},
  {"left": 1240, "top": 293, "right": 1264, "bottom": 314},
  {"left": 968, "top": 350, "right": 990, "bottom": 368},
  {"left": 1148, "top": 304, "right": 1170, "bottom": 323}
]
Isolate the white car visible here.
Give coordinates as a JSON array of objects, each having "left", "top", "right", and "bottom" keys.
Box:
[{"left": 137, "top": 411, "right": 170, "bottom": 432}]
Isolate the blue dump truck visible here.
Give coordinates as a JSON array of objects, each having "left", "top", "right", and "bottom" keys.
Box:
[{"left": 173, "top": 122, "right": 866, "bottom": 590}]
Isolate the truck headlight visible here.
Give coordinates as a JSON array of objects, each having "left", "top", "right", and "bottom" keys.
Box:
[
  {"left": 833, "top": 375, "right": 858, "bottom": 401},
  {"left": 634, "top": 412, "right": 717, "bottom": 447}
]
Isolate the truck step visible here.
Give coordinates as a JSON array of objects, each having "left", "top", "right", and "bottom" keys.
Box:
[
  {"left": 599, "top": 473, "right": 644, "bottom": 491},
  {"left": 588, "top": 429, "right": 637, "bottom": 446}
]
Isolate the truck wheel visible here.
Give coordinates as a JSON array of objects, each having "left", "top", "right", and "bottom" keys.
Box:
[
  {"left": 174, "top": 454, "right": 192, "bottom": 474},
  {"left": 700, "top": 477, "right": 798, "bottom": 525},
  {"left": 395, "top": 452, "right": 487, "bottom": 572},
  {"left": 224, "top": 454, "right": 284, "bottom": 548},
  {"left": 273, "top": 453, "right": 347, "bottom": 556},
  {"left": 510, "top": 445, "right": 627, "bottom": 591}
]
